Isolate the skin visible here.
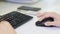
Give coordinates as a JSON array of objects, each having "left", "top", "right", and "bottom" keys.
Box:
[
  {"left": 0, "top": 21, "right": 16, "bottom": 34},
  {"left": 37, "top": 12, "right": 60, "bottom": 27},
  {"left": 0, "top": 12, "right": 60, "bottom": 34}
]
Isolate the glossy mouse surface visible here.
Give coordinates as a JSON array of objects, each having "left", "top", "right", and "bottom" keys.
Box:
[{"left": 36, "top": 17, "right": 56, "bottom": 27}]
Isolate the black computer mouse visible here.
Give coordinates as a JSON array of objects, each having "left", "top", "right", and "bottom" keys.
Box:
[{"left": 36, "top": 17, "right": 56, "bottom": 27}]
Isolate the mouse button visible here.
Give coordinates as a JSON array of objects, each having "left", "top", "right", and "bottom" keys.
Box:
[{"left": 36, "top": 21, "right": 45, "bottom": 26}]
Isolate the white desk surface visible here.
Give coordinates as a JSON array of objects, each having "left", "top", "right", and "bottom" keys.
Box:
[{"left": 0, "top": 0, "right": 60, "bottom": 34}]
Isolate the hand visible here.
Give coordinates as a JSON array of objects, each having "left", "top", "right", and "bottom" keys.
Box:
[
  {"left": 0, "top": 21, "right": 16, "bottom": 34},
  {"left": 37, "top": 12, "right": 60, "bottom": 27}
]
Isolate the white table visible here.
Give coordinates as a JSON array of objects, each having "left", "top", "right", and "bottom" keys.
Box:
[{"left": 0, "top": 0, "right": 60, "bottom": 34}]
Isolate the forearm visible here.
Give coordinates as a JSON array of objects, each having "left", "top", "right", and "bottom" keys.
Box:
[{"left": 0, "top": 21, "right": 16, "bottom": 34}]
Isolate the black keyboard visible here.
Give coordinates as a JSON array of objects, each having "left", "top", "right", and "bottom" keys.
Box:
[{"left": 0, "top": 11, "right": 33, "bottom": 29}]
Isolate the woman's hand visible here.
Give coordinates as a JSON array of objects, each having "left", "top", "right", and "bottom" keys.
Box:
[
  {"left": 37, "top": 12, "right": 60, "bottom": 27},
  {"left": 0, "top": 21, "right": 16, "bottom": 34}
]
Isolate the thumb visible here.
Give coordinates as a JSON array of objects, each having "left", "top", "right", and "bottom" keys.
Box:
[{"left": 44, "top": 22, "right": 55, "bottom": 26}]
